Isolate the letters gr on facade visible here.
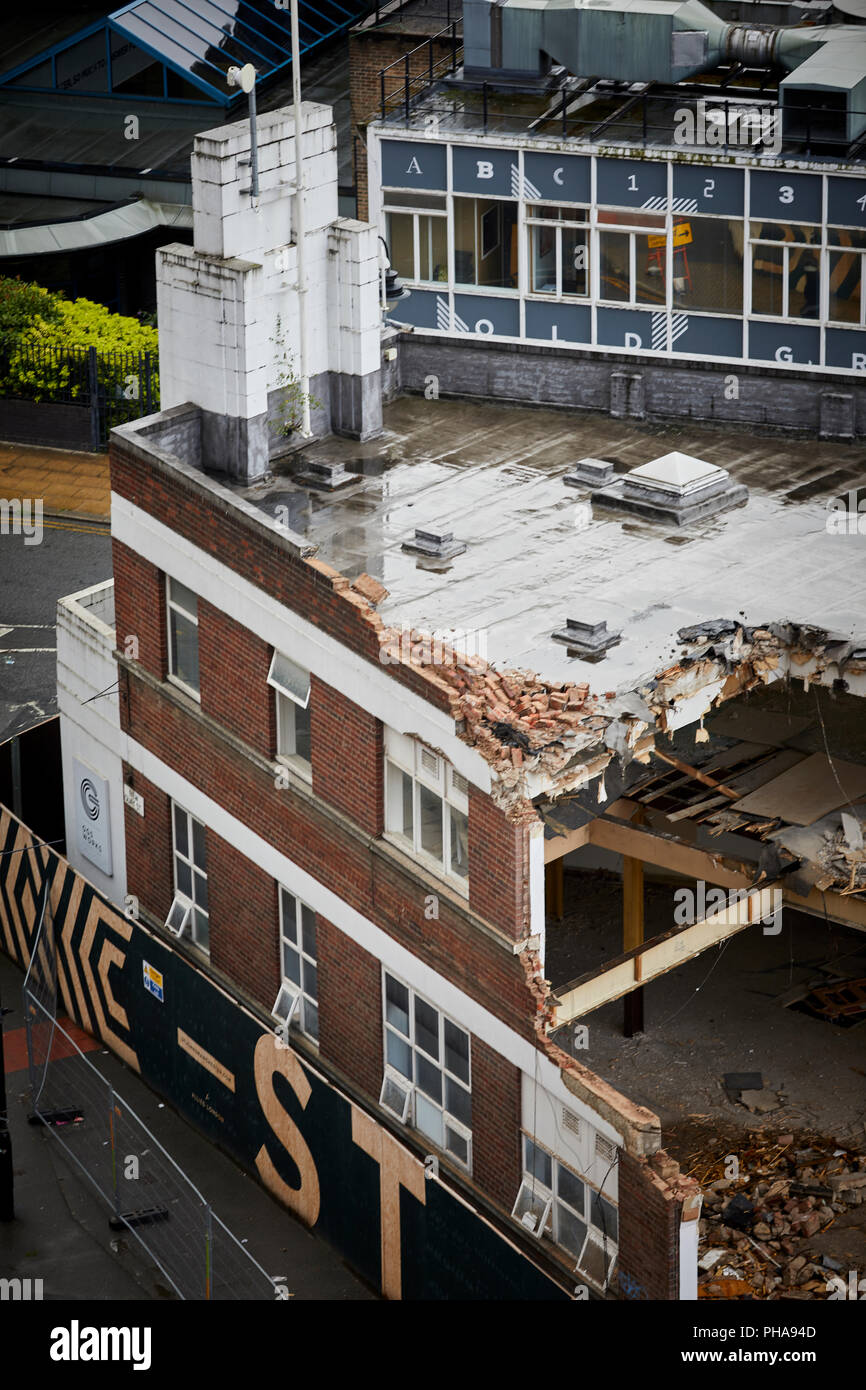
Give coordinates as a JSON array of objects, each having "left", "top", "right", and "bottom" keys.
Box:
[{"left": 374, "top": 138, "right": 866, "bottom": 373}]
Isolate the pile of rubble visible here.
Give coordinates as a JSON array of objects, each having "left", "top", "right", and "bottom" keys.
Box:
[{"left": 696, "top": 1133, "right": 866, "bottom": 1299}]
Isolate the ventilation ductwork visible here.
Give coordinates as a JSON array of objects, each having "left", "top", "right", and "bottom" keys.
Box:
[{"left": 464, "top": 0, "right": 866, "bottom": 143}]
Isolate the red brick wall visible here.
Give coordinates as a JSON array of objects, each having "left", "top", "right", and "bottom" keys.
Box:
[
  {"left": 310, "top": 675, "right": 383, "bottom": 837},
  {"left": 617, "top": 1151, "right": 683, "bottom": 1301},
  {"left": 199, "top": 600, "right": 274, "bottom": 762},
  {"left": 350, "top": 27, "right": 459, "bottom": 221},
  {"left": 207, "top": 833, "right": 280, "bottom": 1012},
  {"left": 113, "top": 540, "right": 166, "bottom": 682},
  {"left": 468, "top": 786, "right": 530, "bottom": 941},
  {"left": 470, "top": 1036, "right": 522, "bottom": 1210},
  {"left": 119, "top": 673, "right": 538, "bottom": 1042},
  {"left": 316, "top": 914, "right": 383, "bottom": 1098},
  {"left": 122, "top": 763, "right": 174, "bottom": 925}
]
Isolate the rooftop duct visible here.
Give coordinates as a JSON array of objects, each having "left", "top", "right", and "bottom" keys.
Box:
[{"left": 463, "top": 0, "right": 866, "bottom": 143}]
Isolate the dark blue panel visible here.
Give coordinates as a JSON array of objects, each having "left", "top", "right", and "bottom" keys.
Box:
[
  {"left": 671, "top": 163, "right": 744, "bottom": 218},
  {"left": 748, "top": 319, "right": 820, "bottom": 366},
  {"left": 596, "top": 158, "right": 667, "bottom": 212},
  {"left": 825, "top": 327, "right": 866, "bottom": 372},
  {"left": 597, "top": 306, "right": 661, "bottom": 351},
  {"left": 452, "top": 145, "right": 516, "bottom": 198},
  {"left": 388, "top": 288, "right": 444, "bottom": 331},
  {"left": 750, "top": 171, "right": 821, "bottom": 224},
  {"left": 525, "top": 300, "right": 590, "bottom": 345},
  {"left": 381, "top": 140, "right": 447, "bottom": 191},
  {"left": 827, "top": 175, "right": 866, "bottom": 230},
  {"left": 523, "top": 153, "right": 590, "bottom": 205},
  {"left": 670, "top": 314, "right": 742, "bottom": 358},
  {"left": 453, "top": 294, "right": 519, "bottom": 336}
]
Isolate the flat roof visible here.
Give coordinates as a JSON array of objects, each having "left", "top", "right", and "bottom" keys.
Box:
[{"left": 244, "top": 395, "right": 866, "bottom": 694}]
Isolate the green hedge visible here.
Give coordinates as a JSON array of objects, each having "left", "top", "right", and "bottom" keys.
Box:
[{"left": 0, "top": 277, "right": 159, "bottom": 404}]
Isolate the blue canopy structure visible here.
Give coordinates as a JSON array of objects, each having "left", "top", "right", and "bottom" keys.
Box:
[{"left": 0, "top": 0, "right": 371, "bottom": 105}]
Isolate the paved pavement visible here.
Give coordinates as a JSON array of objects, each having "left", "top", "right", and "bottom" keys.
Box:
[
  {"left": 0, "top": 442, "right": 110, "bottom": 523},
  {"left": 0, "top": 525, "right": 113, "bottom": 742},
  {"left": 0, "top": 950, "right": 375, "bottom": 1301}
]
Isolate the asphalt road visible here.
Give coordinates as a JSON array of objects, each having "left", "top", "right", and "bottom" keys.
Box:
[{"left": 0, "top": 521, "right": 112, "bottom": 742}]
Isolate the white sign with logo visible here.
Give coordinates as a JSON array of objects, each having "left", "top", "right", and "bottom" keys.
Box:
[{"left": 73, "top": 758, "right": 112, "bottom": 875}]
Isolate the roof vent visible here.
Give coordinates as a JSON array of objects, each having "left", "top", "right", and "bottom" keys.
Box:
[
  {"left": 402, "top": 527, "right": 466, "bottom": 560},
  {"left": 564, "top": 457, "right": 616, "bottom": 489},
  {"left": 552, "top": 617, "right": 621, "bottom": 657},
  {"left": 595, "top": 451, "right": 748, "bottom": 526},
  {"left": 294, "top": 459, "right": 359, "bottom": 491}
]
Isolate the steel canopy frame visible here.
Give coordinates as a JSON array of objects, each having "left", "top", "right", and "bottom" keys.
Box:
[{"left": 0, "top": 0, "right": 369, "bottom": 106}]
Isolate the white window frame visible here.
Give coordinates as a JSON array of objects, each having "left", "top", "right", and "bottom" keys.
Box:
[
  {"left": 595, "top": 214, "right": 668, "bottom": 309},
  {"left": 383, "top": 732, "right": 469, "bottom": 890},
  {"left": 826, "top": 229, "right": 866, "bottom": 327},
  {"left": 169, "top": 802, "right": 209, "bottom": 954},
  {"left": 268, "top": 650, "right": 312, "bottom": 779},
  {"left": 525, "top": 204, "right": 589, "bottom": 300},
  {"left": 520, "top": 1135, "right": 618, "bottom": 1287},
  {"left": 384, "top": 202, "right": 448, "bottom": 284},
  {"left": 166, "top": 576, "right": 200, "bottom": 700},
  {"left": 274, "top": 886, "right": 318, "bottom": 1044},
  {"left": 381, "top": 968, "right": 473, "bottom": 1171},
  {"left": 748, "top": 221, "right": 822, "bottom": 323}
]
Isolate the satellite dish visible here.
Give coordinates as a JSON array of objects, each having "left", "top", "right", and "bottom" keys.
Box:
[
  {"left": 227, "top": 62, "right": 256, "bottom": 93},
  {"left": 832, "top": 0, "right": 866, "bottom": 16}
]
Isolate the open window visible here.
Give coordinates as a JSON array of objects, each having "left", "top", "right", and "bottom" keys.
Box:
[{"left": 268, "top": 650, "right": 311, "bottom": 777}]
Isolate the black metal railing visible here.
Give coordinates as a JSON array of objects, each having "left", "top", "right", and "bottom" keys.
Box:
[
  {"left": 379, "top": 22, "right": 463, "bottom": 121},
  {"left": 0, "top": 335, "right": 159, "bottom": 449}
]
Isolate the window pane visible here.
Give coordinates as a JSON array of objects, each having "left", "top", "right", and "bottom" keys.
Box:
[
  {"left": 749, "top": 221, "right": 815, "bottom": 243},
  {"left": 788, "top": 248, "right": 820, "bottom": 319},
  {"left": 453, "top": 197, "right": 518, "bottom": 288},
  {"left": 577, "top": 1233, "right": 610, "bottom": 1285},
  {"left": 414, "top": 1091, "right": 444, "bottom": 1147},
  {"left": 301, "top": 905, "right": 316, "bottom": 958},
  {"left": 416, "top": 1053, "right": 442, "bottom": 1103},
  {"left": 524, "top": 1138, "right": 553, "bottom": 1189},
  {"left": 294, "top": 701, "right": 311, "bottom": 763},
  {"left": 828, "top": 227, "right": 866, "bottom": 249},
  {"left": 419, "top": 784, "right": 444, "bottom": 861},
  {"left": 174, "top": 805, "right": 188, "bottom": 858},
  {"left": 281, "top": 891, "right": 298, "bottom": 941},
  {"left": 680, "top": 216, "right": 742, "bottom": 314},
  {"left": 418, "top": 215, "right": 447, "bottom": 282},
  {"left": 446, "top": 1125, "right": 469, "bottom": 1165},
  {"left": 445, "top": 1076, "right": 472, "bottom": 1128},
  {"left": 590, "top": 1191, "right": 619, "bottom": 1243},
  {"left": 599, "top": 230, "right": 630, "bottom": 301},
  {"left": 527, "top": 204, "right": 586, "bottom": 221},
  {"left": 386, "top": 1029, "right": 412, "bottom": 1078},
  {"left": 636, "top": 233, "right": 666, "bottom": 305},
  {"left": 561, "top": 227, "right": 588, "bottom": 296},
  {"left": 531, "top": 223, "right": 557, "bottom": 294},
  {"left": 414, "top": 997, "right": 439, "bottom": 1059},
  {"left": 751, "top": 241, "right": 784, "bottom": 316},
  {"left": 557, "top": 1204, "right": 587, "bottom": 1260},
  {"left": 387, "top": 762, "right": 414, "bottom": 839},
  {"left": 192, "top": 910, "right": 209, "bottom": 953},
  {"left": 383, "top": 190, "right": 446, "bottom": 210},
  {"left": 192, "top": 819, "right": 206, "bottom": 868},
  {"left": 192, "top": 870, "right": 208, "bottom": 912},
  {"left": 444, "top": 1019, "right": 470, "bottom": 1083},
  {"left": 169, "top": 577, "right": 197, "bottom": 616},
  {"left": 449, "top": 805, "right": 468, "bottom": 879},
  {"left": 386, "top": 211, "right": 414, "bottom": 279},
  {"left": 269, "top": 651, "right": 310, "bottom": 704},
  {"left": 557, "top": 1165, "right": 585, "bottom": 1215},
  {"left": 829, "top": 249, "right": 863, "bottom": 324},
  {"left": 385, "top": 975, "right": 410, "bottom": 1035},
  {"left": 302, "top": 957, "right": 317, "bottom": 1002},
  {"left": 170, "top": 610, "right": 200, "bottom": 692},
  {"left": 277, "top": 692, "right": 296, "bottom": 757},
  {"left": 282, "top": 942, "right": 301, "bottom": 986},
  {"left": 176, "top": 859, "right": 192, "bottom": 899},
  {"left": 303, "top": 999, "right": 319, "bottom": 1044}
]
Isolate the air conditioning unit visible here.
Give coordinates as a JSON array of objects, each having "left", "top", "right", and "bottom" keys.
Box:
[{"left": 562, "top": 1107, "right": 581, "bottom": 1140}]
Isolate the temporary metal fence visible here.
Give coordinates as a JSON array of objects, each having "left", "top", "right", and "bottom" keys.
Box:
[
  {"left": 0, "top": 334, "right": 158, "bottom": 450},
  {"left": 22, "top": 892, "right": 276, "bottom": 1301}
]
